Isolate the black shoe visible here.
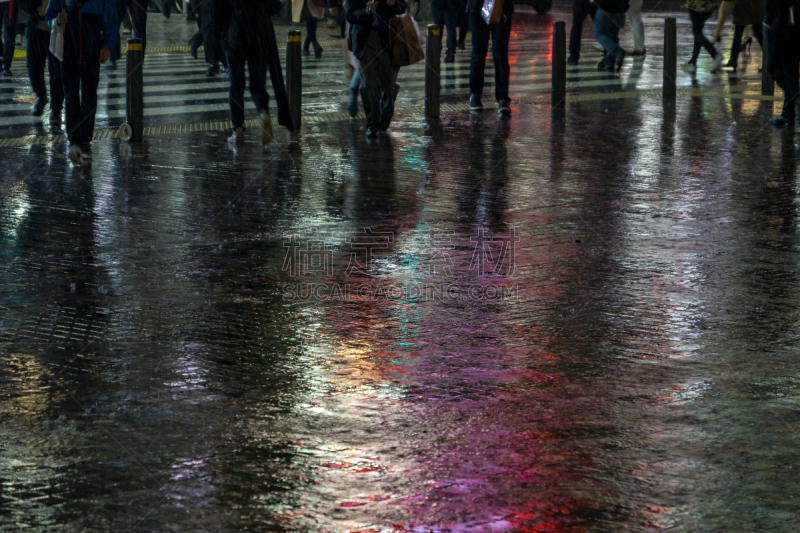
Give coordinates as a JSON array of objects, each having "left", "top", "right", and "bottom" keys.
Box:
[
  {"left": 50, "top": 106, "right": 62, "bottom": 121},
  {"left": 190, "top": 42, "right": 199, "bottom": 59},
  {"left": 2, "top": 69, "right": 11, "bottom": 77},
  {"left": 770, "top": 115, "right": 796, "bottom": 128},
  {"left": 303, "top": 40, "right": 311, "bottom": 56},
  {"left": 313, "top": 42, "right": 323, "bottom": 58},
  {"left": 366, "top": 126, "right": 379, "bottom": 138},
  {"left": 597, "top": 58, "right": 606, "bottom": 69},
  {"left": 567, "top": 55, "right": 578, "bottom": 65},
  {"left": 31, "top": 97, "right": 47, "bottom": 117},
  {"left": 162, "top": 0, "right": 171, "bottom": 18},
  {"left": 497, "top": 99, "right": 511, "bottom": 117},
  {"left": 444, "top": 50, "right": 455, "bottom": 63},
  {"left": 457, "top": 40, "right": 465, "bottom": 50},
  {"left": 469, "top": 94, "right": 483, "bottom": 111},
  {"left": 206, "top": 64, "right": 220, "bottom": 77},
  {"left": 741, "top": 37, "right": 752, "bottom": 54}
]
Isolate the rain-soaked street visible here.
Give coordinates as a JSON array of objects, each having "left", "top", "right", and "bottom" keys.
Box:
[{"left": 2, "top": 4, "right": 800, "bottom": 532}]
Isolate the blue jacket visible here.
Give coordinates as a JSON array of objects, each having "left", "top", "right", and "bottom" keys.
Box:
[{"left": 46, "top": 0, "right": 118, "bottom": 64}]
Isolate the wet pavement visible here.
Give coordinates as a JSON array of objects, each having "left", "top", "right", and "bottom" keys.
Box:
[{"left": 2, "top": 8, "right": 800, "bottom": 533}]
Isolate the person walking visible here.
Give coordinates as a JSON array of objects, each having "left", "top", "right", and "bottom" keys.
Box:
[
  {"left": 765, "top": 0, "right": 800, "bottom": 128},
  {"left": 593, "top": 0, "right": 629, "bottom": 72},
  {"left": 724, "top": 0, "right": 762, "bottom": 71},
  {"left": 20, "top": 0, "right": 62, "bottom": 117},
  {"left": 293, "top": 0, "right": 325, "bottom": 57},
  {"left": 215, "top": 0, "right": 293, "bottom": 144},
  {"left": 467, "top": 0, "right": 514, "bottom": 115},
  {"left": 0, "top": 0, "right": 18, "bottom": 75},
  {"left": 626, "top": 0, "right": 645, "bottom": 55},
  {"left": 46, "top": 0, "right": 119, "bottom": 165},
  {"left": 567, "top": 0, "right": 596, "bottom": 65},
  {"left": 431, "top": 0, "right": 458, "bottom": 62},
  {"left": 346, "top": 0, "right": 402, "bottom": 136},
  {"left": 682, "top": 0, "right": 723, "bottom": 73}
]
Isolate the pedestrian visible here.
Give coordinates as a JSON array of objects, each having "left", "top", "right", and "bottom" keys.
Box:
[
  {"left": 765, "top": 0, "right": 800, "bottom": 128},
  {"left": 682, "top": 0, "right": 723, "bottom": 73},
  {"left": 214, "top": 0, "right": 293, "bottom": 145},
  {"left": 20, "top": 0, "right": 62, "bottom": 117},
  {"left": 455, "top": 0, "right": 467, "bottom": 50},
  {"left": 346, "top": 0, "right": 403, "bottom": 136},
  {"left": 190, "top": 0, "right": 228, "bottom": 76},
  {"left": 0, "top": 0, "right": 18, "bottom": 75},
  {"left": 567, "top": 0, "right": 596, "bottom": 65},
  {"left": 293, "top": 0, "right": 325, "bottom": 57},
  {"left": 331, "top": 0, "right": 361, "bottom": 117},
  {"left": 46, "top": 0, "right": 119, "bottom": 165},
  {"left": 431, "top": 0, "right": 458, "bottom": 62},
  {"left": 626, "top": 0, "right": 645, "bottom": 55},
  {"left": 724, "top": 0, "right": 762, "bottom": 72},
  {"left": 593, "top": 0, "right": 629, "bottom": 72},
  {"left": 466, "top": 0, "right": 514, "bottom": 115}
]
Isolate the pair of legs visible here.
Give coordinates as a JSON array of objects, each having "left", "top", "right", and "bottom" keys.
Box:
[
  {"left": 1, "top": 0, "right": 18, "bottom": 72},
  {"left": 687, "top": 9, "right": 719, "bottom": 65},
  {"left": 430, "top": 5, "right": 458, "bottom": 57},
  {"left": 711, "top": 0, "right": 735, "bottom": 41},
  {"left": 62, "top": 60, "right": 100, "bottom": 148},
  {"left": 568, "top": 0, "right": 596, "bottom": 61},
  {"left": 593, "top": 8, "right": 626, "bottom": 70},
  {"left": 359, "top": 31, "right": 396, "bottom": 134},
  {"left": 112, "top": 0, "right": 147, "bottom": 62},
  {"left": 26, "top": 26, "right": 63, "bottom": 113},
  {"left": 469, "top": 13, "right": 512, "bottom": 103},
  {"left": 769, "top": 28, "right": 800, "bottom": 124},
  {"left": 727, "top": 23, "right": 761, "bottom": 69},
  {"left": 227, "top": 46, "right": 271, "bottom": 130},
  {"left": 626, "top": 0, "right": 644, "bottom": 53}
]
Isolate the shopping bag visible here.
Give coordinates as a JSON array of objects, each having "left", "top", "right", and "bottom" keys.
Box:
[
  {"left": 49, "top": 23, "right": 64, "bottom": 62},
  {"left": 480, "top": 0, "right": 504, "bottom": 24},
  {"left": 389, "top": 14, "right": 424, "bottom": 68}
]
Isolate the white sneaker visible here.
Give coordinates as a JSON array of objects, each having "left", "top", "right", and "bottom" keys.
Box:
[
  {"left": 228, "top": 127, "right": 244, "bottom": 145},
  {"left": 261, "top": 111, "right": 273, "bottom": 145},
  {"left": 681, "top": 62, "right": 697, "bottom": 73},
  {"left": 710, "top": 53, "right": 723, "bottom": 73},
  {"left": 68, "top": 144, "right": 83, "bottom": 165}
]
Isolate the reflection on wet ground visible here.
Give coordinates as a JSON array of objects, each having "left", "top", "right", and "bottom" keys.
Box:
[{"left": 2, "top": 9, "right": 800, "bottom": 533}]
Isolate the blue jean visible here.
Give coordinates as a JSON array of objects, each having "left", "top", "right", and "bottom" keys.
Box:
[
  {"left": 431, "top": 5, "right": 457, "bottom": 53},
  {"left": 469, "top": 13, "right": 511, "bottom": 102},
  {"left": 62, "top": 60, "right": 100, "bottom": 146},
  {"left": 593, "top": 9, "right": 625, "bottom": 67}
]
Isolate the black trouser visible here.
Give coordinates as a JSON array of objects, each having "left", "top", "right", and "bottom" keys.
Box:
[
  {"left": 1, "top": 0, "right": 18, "bottom": 71},
  {"left": 728, "top": 23, "right": 761, "bottom": 69},
  {"left": 62, "top": 60, "right": 100, "bottom": 146},
  {"left": 227, "top": 46, "right": 269, "bottom": 129},
  {"left": 201, "top": 0, "right": 226, "bottom": 65},
  {"left": 568, "top": 0, "right": 596, "bottom": 60},
  {"left": 469, "top": 13, "right": 511, "bottom": 102},
  {"left": 769, "top": 25, "right": 800, "bottom": 120},
  {"left": 688, "top": 9, "right": 716, "bottom": 64},
  {"left": 26, "top": 26, "right": 63, "bottom": 108},
  {"left": 112, "top": 0, "right": 147, "bottom": 61}
]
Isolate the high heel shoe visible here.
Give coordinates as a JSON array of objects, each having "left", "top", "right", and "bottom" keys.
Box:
[{"left": 741, "top": 37, "right": 752, "bottom": 54}]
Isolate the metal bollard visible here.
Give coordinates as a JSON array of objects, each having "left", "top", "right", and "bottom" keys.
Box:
[
  {"left": 425, "top": 24, "right": 441, "bottom": 119},
  {"left": 761, "top": 25, "right": 774, "bottom": 96},
  {"left": 287, "top": 30, "right": 302, "bottom": 131},
  {"left": 663, "top": 17, "right": 677, "bottom": 99},
  {"left": 119, "top": 38, "right": 144, "bottom": 142},
  {"left": 551, "top": 21, "right": 566, "bottom": 108}
]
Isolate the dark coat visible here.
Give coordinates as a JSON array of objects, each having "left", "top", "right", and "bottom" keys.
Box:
[
  {"left": 466, "top": 0, "right": 513, "bottom": 15},
  {"left": 733, "top": 0, "right": 763, "bottom": 25},
  {"left": 345, "top": 0, "right": 403, "bottom": 60},
  {"left": 213, "top": 0, "right": 294, "bottom": 131},
  {"left": 765, "top": 0, "right": 800, "bottom": 72}
]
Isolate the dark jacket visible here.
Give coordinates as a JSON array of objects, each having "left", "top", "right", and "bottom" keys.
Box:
[
  {"left": 345, "top": 0, "right": 403, "bottom": 60},
  {"left": 466, "top": 0, "right": 512, "bottom": 16},
  {"left": 733, "top": 0, "right": 762, "bottom": 25},
  {"left": 593, "top": 0, "right": 630, "bottom": 14},
  {"left": 19, "top": 0, "right": 48, "bottom": 30},
  {"left": 46, "top": 0, "right": 118, "bottom": 64},
  {"left": 213, "top": 0, "right": 295, "bottom": 131},
  {"left": 765, "top": 0, "right": 800, "bottom": 71}
]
